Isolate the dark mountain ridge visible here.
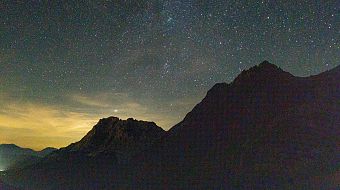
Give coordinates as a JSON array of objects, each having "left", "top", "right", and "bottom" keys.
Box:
[
  {"left": 56, "top": 116, "right": 166, "bottom": 162},
  {"left": 129, "top": 61, "right": 339, "bottom": 189},
  {"left": 0, "top": 144, "right": 36, "bottom": 154},
  {"left": 2, "top": 61, "right": 339, "bottom": 190},
  {"left": 0, "top": 144, "right": 57, "bottom": 171},
  {"left": 2, "top": 117, "right": 166, "bottom": 189}
]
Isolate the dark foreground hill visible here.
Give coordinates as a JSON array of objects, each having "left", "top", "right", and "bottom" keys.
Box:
[
  {"left": 2, "top": 61, "right": 339, "bottom": 190},
  {"left": 0, "top": 178, "right": 19, "bottom": 190},
  {"left": 127, "top": 61, "right": 340, "bottom": 189},
  {"left": 0, "top": 144, "right": 56, "bottom": 171}
]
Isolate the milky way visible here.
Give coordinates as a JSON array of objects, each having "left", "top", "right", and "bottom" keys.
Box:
[{"left": 0, "top": 1, "right": 339, "bottom": 149}]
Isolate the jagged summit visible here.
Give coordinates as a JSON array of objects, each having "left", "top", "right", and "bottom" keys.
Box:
[
  {"left": 4, "top": 61, "right": 339, "bottom": 190},
  {"left": 244, "top": 60, "right": 284, "bottom": 74},
  {"left": 258, "top": 60, "right": 277, "bottom": 67},
  {"left": 201, "top": 61, "right": 292, "bottom": 109},
  {"left": 132, "top": 60, "right": 339, "bottom": 189},
  {"left": 255, "top": 60, "right": 287, "bottom": 74},
  {"left": 62, "top": 116, "right": 166, "bottom": 160},
  {"left": 92, "top": 116, "right": 160, "bottom": 132},
  {"left": 233, "top": 61, "right": 293, "bottom": 85}
]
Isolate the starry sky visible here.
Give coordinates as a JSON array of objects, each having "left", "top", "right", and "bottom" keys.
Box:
[{"left": 0, "top": 0, "right": 339, "bottom": 150}]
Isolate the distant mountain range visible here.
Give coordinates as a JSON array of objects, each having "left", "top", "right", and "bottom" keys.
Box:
[
  {"left": 0, "top": 144, "right": 57, "bottom": 171},
  {"left": 1, "top": 61, "right": 339, "bottom": 190}
]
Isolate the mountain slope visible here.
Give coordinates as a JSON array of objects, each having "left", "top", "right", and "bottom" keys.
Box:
[
  {"left": 0, "top": 144, "right": 56, "bottom": 171},
  {"left": 3, "top": 117, "right": 166, "bottom": 189},
  {"left": 3, "top": 61, "right": 340, "bottom": 190},
  {"left": 65, "top": 117, "right": 165, "bottom": 161},
  {"left": 129, "top": 61, "right": 340, "bottom": 190}
]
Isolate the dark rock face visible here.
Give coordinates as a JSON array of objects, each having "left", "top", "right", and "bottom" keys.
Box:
[
  {"left": 130, "top": 61, "right": 340, "bottom": 190},
  {"left": 3, "top": 117, "right": 166, "bottom": 189},
  {"left": 3, "top": 61, "right": 340, "bottom": 190},
  {"left": 63, "top": 117, "right": 166, "bottom": 162}
]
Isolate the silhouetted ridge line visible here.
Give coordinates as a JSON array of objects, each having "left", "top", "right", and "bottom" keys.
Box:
[
  {"left": 233, "top": 61, "right": 293, "bottom": 85},
  {"left": 55, "top": 116, "right": 166, "bottom": 160},
  {"left": 2, "top": 61, "right": 339, "bottom": 190}
]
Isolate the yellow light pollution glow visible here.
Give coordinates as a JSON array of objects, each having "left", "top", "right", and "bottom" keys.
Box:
[{"left": 0, "top": 92, "right": 195, "bottom": 150}]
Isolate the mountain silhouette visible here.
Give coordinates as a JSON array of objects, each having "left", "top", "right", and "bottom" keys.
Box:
[
  {"left": 1, "top": 117, "right": 166, "bottom": 189},
  {"left": 128, "top": 61, "right": 339, "bottom": 189},
  {"left": 0, "top": 144, "right": 57, "bottom": 171},
  {"left": 53, "top": 117, "right": 165, "bottom": 162},
  {"left": 1, "top": 61, "right": 339, "bottom": 190}
]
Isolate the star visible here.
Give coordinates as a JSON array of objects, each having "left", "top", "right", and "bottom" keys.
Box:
[{"left": 0, "top": 0, "right": 339, "bottom": 149}]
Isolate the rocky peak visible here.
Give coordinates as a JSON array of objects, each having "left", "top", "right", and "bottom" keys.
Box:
[
  {"left": 203, "top": 61, "right": 284, "bottom": 99},
  {"left": 95, "top": 116, "right": 119, "bottom": 128},
  {"left": 64, "top": 116, "right": 166, "bottom": 160},
  {"left": 254, "top": 60, "right": 282, "bottom": 72},
  {"left": 233, "top": 61, "right": 293, "bottom": 85}
]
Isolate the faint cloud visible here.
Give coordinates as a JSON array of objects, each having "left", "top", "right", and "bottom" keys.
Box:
[
  {"left": 67, "top": 92, "right": 181, "bottom": 129},
  {"left": 69, "top": 94, "right": 111, "bottom": 108},
  {"left": 0, "top": 91, "right": 198, "bottom": 150},
  {"left": 0, "top": 102, "right": 99, "bottom": 150}
]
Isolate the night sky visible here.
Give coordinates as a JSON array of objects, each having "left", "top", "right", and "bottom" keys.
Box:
[{"left": 0, "top": 0, "right": 339, "bottom": 149}]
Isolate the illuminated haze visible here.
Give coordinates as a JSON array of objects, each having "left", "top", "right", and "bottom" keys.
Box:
[{"left": 0, "top": 1, "right": 339, "bottom": 150}]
